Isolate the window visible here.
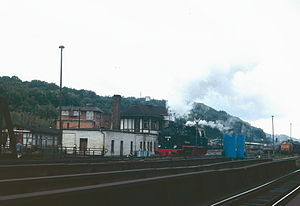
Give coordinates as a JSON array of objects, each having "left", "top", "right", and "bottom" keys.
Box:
[
  {"left": 150, "top": 142, "right": 153, "bottom": 151},
  {"left": 143, "top": 119, "right": 149, "bottom": 129},
  {"left": 61, "top": 111, "right": 69, "bottom": 116},
  {"left": 143, "top": 142, "right": 146, "bottom": 150},
  {"left": 151, "top": 120, "right": 158, "bottom": 130},
  {"left": 111, "top": 140, "right": 115, "bottom": 153},
  {"left": 86, "top": 111, "right": 94, "bottom": 120},
  {"left": 140, "top": 142, "right": 142, "bottom": 150},
  {"left": 73, "top": 111, "right": 80, "bottom": 116}
]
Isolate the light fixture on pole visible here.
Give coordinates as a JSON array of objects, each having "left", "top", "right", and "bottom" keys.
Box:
[
  {"left": 290, "top": 123, "right": 292, "bottom": 140},
  {"left": 59, "top": 45, "right": 65, "bottom": 131},
  {"left": 272, "top": 115, "right": 274, "bottom": 155}
]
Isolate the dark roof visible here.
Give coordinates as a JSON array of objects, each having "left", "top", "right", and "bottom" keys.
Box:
[
  {"left": 121, "top": 104, "right": 168, "bottom": 118},
  {"left": 13, "top": 125, "right": 61, "bottom": 135},
  {"left": 60, "top": 106, "right": 103, "bottom": 113}
]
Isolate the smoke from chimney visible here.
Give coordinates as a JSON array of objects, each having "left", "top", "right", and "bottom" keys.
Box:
[{"left": 185, "top": 119, "right": 230, "bottom": 132}]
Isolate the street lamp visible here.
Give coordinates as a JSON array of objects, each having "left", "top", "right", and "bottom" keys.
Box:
[
  {"left": 272, "top": 115, "right": 274, "bottom": 156},
  {"left": 290, "top": 123, "right": 292, "bottom": 140},
  {"left": 59, "top": 45, "right": 64, "bottom": 131}
]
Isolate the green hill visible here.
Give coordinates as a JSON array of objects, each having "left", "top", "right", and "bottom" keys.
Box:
[
  {"left": 0, "top": 76, "right": 166, "bottom": 128},
  {"left": 187, "top": 102, "right": 266, "bottom": 142},
  {"left": 1, "top": 76, "right": 267, "bottom": 142}
]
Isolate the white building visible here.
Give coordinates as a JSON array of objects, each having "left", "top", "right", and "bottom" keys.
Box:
[
  {"left": 62, "top": 129, "right": 157, "bottom": 156},
  {"left": 61, "top": 95, "right": 169, "bottom": 157},
  {"left": 120, "top": 104, "right": 168, "bottom": 134}
]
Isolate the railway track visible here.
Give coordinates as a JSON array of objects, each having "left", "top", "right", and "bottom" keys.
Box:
[
  {"left": 0, "top": 156, "right": 239, "bottom": 179},
  {"left": 211, "top": 168, "right": 300, "bottom": 206},
  {"left": 0, "top": 159, "right": 266, "bottom": 196},
  {"left": 0, "top": 158, "right": 296, "bottom": 206}
]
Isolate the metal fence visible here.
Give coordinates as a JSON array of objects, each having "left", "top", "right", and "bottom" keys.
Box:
[{"left": 0, "top": 145, "right": 105, "bottom": 159}]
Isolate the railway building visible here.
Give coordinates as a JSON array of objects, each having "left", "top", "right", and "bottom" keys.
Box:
[
  {"left": 56, "top": 106, "right": 106, "bottom": 129},
  {"left": 61, "top": 95, "right": 170, "bottom": 157}
]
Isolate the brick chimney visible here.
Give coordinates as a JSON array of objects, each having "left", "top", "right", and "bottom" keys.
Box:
[{"left": 111, "top": 95, "right": 121, "bottom": 130}]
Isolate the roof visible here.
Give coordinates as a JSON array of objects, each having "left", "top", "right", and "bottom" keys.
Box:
[
  {"left": 121, "top": 104, "right": 168, "bottom": 118},
  {"left": 60, "top": 106, "right": 103, "bottom": 113},
  {"left": 13, "top": 125, "right": 61, "bottom": 135}
]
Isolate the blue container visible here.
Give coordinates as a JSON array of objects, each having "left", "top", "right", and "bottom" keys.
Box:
[
  {"left": 236, "top": 135, "right": 246, "bottom": 158},
  {"left": 223, "top": 133, "right": 237, "bottom": 158}
]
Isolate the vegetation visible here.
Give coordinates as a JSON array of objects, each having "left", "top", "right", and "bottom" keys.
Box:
[
  {"left": 186, "top": 103, "right": 266, "bottom": 142},
  {"left": 0, "top": 76, "right": 166, "bottom": 128},
  {"left": 1, "top": 76, "right": 266, "bottom": 142}
]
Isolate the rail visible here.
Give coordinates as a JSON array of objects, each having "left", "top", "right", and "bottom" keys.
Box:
[{"left": 211, "top": 168, "right": 300, "bottom": 206}]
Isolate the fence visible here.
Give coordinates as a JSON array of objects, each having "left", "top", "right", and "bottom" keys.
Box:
[{"left": 0, "top": 145, "right": 104, "bottom": 159}]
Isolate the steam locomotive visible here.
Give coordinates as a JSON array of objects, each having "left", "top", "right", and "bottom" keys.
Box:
[{"left": 156, "top": 123, "right": 208, "bottom": 156}]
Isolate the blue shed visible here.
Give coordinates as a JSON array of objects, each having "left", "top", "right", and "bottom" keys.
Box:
[{"left": 223, "top": 133, "right": 246, "bottom": 159}]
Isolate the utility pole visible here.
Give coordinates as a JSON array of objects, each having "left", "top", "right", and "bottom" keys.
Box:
[{"left": 272, "top": 115, "right": 275, "bottom": 156}]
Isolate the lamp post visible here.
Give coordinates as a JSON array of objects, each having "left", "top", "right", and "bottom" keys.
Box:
[
  {"left": 59, "top": 45, "right": 64, "bottom": 131},
  {"left": 272, "top": 115, "right": 274, "bottom": 156},
  {"left": 290, "top": 123, "right": 292, "bottom": 141}
]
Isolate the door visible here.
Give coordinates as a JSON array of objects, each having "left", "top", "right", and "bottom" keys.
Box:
[{"left": 80, "top": 138, "right": 88, "bottom": 151}]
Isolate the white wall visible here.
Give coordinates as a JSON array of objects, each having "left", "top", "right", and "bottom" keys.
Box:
[
  {"left": 63, "top": 130, "right": 103, "bottom": 155},
  {"left": 104, "top": 131, "right": 157, "bottom": 156},
  {"left": 62, "top": 130, "right": 158, "bottom": 157}
]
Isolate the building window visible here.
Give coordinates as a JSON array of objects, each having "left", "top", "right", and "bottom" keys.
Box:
[
  {"left": 147, "top": 142, "right": 150, "bottom": 151},
  {"left": 140, "top": 142, "right": 142, "bottom": 150},
  {"left": 151, "top": 120, "right": 158, "bottom": 130},
  {"left": 143, "top": 141, "right": 146, "bottom": 151},
  {"left": 61, "top": 111, "right": 69, "bottom": 116},
  {"left": 111, "top": 140, "right": 115, "bottom": 153},
  {"left": 143, "top": 119, "right": 149, "bottom": 129},
  {"left": 86, "top": 111, "right": 94, "bottom": 120},
  {"left": 150, "top": 142, "right": 153, "bottom": 152},
  {"left": 73, "top": 111, "right": 80, "bottom": 116},
  {"left": 67, "top": 123, "right": 70, "bottom": 128}
]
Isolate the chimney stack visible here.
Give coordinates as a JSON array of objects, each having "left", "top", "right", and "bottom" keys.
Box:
[{"left": 112, "top": 95, "right": 121, "bottom": 130}]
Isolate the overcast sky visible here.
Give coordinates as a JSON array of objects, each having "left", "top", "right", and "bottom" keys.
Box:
[{"left": 1, "top": 0, "right": 300, "bottom": 139}]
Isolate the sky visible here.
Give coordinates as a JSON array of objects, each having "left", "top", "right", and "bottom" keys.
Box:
[{"left": 1, "top": 0, "right": 300, "bottom": 139}]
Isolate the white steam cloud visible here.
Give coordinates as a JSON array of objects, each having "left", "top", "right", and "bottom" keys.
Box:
[
  {"left": 185, "top": 119, "right": 230, "bottom": 132},
  {"left": 182, "top": 64, "right": 272, "bottom": 120}
]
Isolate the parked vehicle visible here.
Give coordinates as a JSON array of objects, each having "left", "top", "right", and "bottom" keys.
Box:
[{"left": 280, "top": 140, "right": 300, "bottom": 154}]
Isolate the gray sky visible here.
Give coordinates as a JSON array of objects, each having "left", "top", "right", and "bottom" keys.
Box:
[{"left": 1, "top": 0, "right": 300, "bottom": 139}]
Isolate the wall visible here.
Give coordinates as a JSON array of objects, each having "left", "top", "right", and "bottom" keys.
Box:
[
  {"left": 104, "top": 131, "right": 157, "bottom": 156},
  {"left": 62, "top": 130, "right": 158, "bottom": 157},
  {"left": 57, "top": 111, "right": 101, "bottom": 129}
]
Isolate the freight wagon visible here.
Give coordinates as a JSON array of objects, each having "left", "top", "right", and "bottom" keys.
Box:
[{"left": 280, "top": 141, "right": 300, "bottom": 154}]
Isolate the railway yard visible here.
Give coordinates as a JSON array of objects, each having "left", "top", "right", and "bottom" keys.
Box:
[{"left": 0, "top": 156, "right": 298, "bottom": 206}]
